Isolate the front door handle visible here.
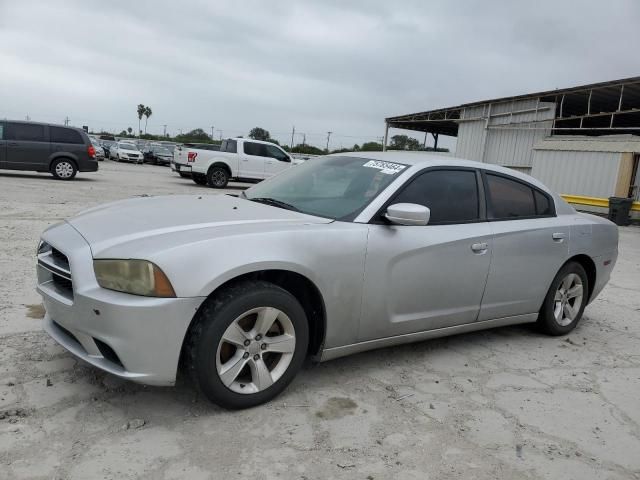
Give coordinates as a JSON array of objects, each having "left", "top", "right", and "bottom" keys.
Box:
[
  {"left": 471, "top": 242, "right": 488, "bottom": 253},
  {"left": 552, "top": 232, "right": 566, "bottom": 242}
]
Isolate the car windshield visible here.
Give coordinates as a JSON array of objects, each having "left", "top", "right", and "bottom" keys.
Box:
[
  {"left": 119, "top": 143, "right": 136, "bottom": 151},
  {"left": 244, "top": 156, "right": 408, "bottom": 220}
]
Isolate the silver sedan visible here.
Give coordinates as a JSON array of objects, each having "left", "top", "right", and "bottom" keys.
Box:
[{"left": 36, "top": 152, "right": 618, "bottom": 408}]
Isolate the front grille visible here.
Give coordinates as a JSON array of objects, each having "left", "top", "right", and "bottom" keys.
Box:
[{"left": 38, "top": 243, "right": 74, "bottom": 301}]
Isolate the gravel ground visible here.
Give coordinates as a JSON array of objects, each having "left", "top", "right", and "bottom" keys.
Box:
[{"left": 0, "top": 161, "right": 639, "bottom": 480}]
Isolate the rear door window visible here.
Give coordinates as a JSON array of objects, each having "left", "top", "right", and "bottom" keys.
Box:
[
  {"left": 5, "top": 123, "right": 46, "bottom": 142},
  {"left": 534, "top": 190, "right": 552, "bottom": 216},
  {"left": 220, "top": 139, "right": 237, "bottom": 153},
  {"left": 485, "top": 173, "right": 536, "bottom": 219},
  {"left": 50, "top": 126, "right": 84, "bottom": 144},
  {"left": 0, "top": 123, "right": 4, "bottom": 140},
  {"left": 244, "top": 142, "right": 267, "bottom": 156}
]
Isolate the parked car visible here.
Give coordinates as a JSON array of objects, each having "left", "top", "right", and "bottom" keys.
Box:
[
  {"left": 110, "top": 142, "right": 143, "bottom": 163},
  {"left": 36, "top": 152, "right": 618, "bottom": 408},
  {"left": 0, "top": 120, "right": 98, "bottom": 179},
  {"left": 189, "top": 138, "right": 300, "bottom": 187},
  {"left": 143, "top": 145, "right": 173, "bottom": 166},
  {"left": 100, "top": 140, "right": 115, "bottom": 159},
  {"left": 171, "top": 143, "right": 220, "bottom": 178},
  {"left": 89, "top": 138, "right": 105, "bottom": 161}
]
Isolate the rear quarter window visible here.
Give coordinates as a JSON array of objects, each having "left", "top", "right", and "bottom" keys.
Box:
[{"left": 50, "top": 127, "right": 84, "bottom": 144}]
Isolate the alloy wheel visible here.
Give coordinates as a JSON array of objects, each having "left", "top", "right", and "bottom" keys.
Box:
[
  {"left": 553, "top": 273, "right": 584, "bottom": 326},
  {"left": 211, "top": 170, "right": 227, "bottom": 187},
  {"left": 55, "top": 161, "right": 74, "bottom": 179},
  {"left": 216, "top": 307, "right": 296, "bottom": 394}
]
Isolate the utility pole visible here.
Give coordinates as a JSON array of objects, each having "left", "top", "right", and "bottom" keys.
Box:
[
  {"left": 326, "top": 131, "right": 332, "bottom": 152},
  {"left": 210, "top": 126, "right": 215, "bottom": 140},
  {"left": 290, "top": 126, "right": 295, "bottom": 149},
  {"left": 302, "top": 133, "right": 306, "bottom": 146},
  {"left": 25, "top": 115, "right": 30, "bottom": 121},
  {"left": 163, "top": 124, "right": 167, "bottom": 137},
  {"left": 217, "top": 129, "right": 223, "bottom": 141},
  {"left": 64, "top": 116, "right": 70, "bottom": 126}
]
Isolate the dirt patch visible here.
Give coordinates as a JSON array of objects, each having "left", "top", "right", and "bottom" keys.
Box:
[
  {"left": 25, "top": 304, "right": 45, "bottom": 319},
  {"left": 315, "top": 397, "right": 358, "bottom": 420}
]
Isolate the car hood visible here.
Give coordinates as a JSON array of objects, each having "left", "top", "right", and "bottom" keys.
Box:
[{"left": 67, "top": 194, "right": 331, "bottom": 255}]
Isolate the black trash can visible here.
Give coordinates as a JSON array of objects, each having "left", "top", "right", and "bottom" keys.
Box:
[{"left": 608, "top": 197, "right": 633, "bottom": 226}]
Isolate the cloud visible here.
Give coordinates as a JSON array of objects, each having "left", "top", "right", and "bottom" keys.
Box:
[{"left": 0, "top": 0, "right": 638, "bottom": 150}]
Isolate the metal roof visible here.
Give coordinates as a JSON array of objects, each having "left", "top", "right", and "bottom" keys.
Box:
[
  {"left": 533, "top": 135, "right": 640, "bottom": 153},
  {"left": 386, "top": 76, "right": 640, "bottom": 137}
]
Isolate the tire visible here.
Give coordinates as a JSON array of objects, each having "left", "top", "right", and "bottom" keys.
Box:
[
  {"left": 192, "top": 173, "right": 207, "bottom": 185},
  {"left": 207, "top": 166, "right": 229, "bottom": 188},
  {"left": 51, "top": 158, "right": 77, "bottom": 180},
  {"left": 538, "top": 261, "right": 588, "bottom": 336},
  {"left": 186, "top": 281, "right": 309, "bottom": 409},
  {"left": 179, "top": 172, "right": 190, "bottom": 178}
]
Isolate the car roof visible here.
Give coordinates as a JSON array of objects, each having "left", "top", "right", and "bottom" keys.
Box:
[{"left": 334, "top": 151, "right": 552, "bottom": 194}]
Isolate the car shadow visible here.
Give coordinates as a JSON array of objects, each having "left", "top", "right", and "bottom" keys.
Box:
[
  {"left": 0, "top": 172, "right": 98, "bottom": 182},
  {"left": 56, "top": 322, "right": 544, "bottom": 414}
]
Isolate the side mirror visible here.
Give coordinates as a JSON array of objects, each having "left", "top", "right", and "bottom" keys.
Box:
[
  {"left": 384, "top": 203, "right": 430, "bottom": 226},
  {"left": 281, "top": 155, "right": 291, "bottom": 162}
]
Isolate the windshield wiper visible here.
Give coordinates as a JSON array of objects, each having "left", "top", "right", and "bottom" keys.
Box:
[{"left": 248, "top": 197, "right": 300, "bottom": 212}]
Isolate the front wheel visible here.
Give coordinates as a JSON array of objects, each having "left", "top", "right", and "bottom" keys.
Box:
[
  {"left": 538, "top": 261, "right": 588, "bottom": 335},
  {"left": 186, "top": 281, "right": 308, "bottom": 409},
  {"left": 207, "top": 166, "right": 229, "bottom": 188},
  {"left": 51, "top": 159, "right": 77, "bottom": 180}
]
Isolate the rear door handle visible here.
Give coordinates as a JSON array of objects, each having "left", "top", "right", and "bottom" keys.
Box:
[
  {"left": 471, "top": 242, "right": 488, "bottom": 253},
  {"left": 552, "top": 232, "right": 566, "bottom": 242}
]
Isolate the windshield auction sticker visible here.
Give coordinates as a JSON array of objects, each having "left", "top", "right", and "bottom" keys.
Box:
[{"left": 363, "top": 160, "right": 407, "bottom": 175}]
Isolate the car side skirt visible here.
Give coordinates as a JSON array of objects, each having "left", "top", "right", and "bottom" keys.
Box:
[{"left": 319, "top": 313, "right": 539, "bottom": 362}]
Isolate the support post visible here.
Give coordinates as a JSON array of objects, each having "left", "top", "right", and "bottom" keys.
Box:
[
  {"left": 432, "top": 133, "right": 439, "bottom": 151},
  {"left": 383, "top": 122, "right": 389, "bottom": 151}
]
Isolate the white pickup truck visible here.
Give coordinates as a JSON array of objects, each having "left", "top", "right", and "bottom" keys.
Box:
[{"left": 188, "top": 138, "right": 300, "bottom": 188}]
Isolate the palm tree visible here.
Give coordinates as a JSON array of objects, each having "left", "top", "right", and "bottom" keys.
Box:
[
  {"left": 144, "top": 106, "right": 152, "bottom": 134},
  {"left": 127, "top": 127, "right": 133, "bottom": 135},
  {"left": 137, "top": 104, "right": 146, "bottom": 136}
]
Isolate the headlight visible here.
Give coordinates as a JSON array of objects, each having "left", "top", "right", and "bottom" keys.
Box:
[{"left": 93, "top": 259, "right": 176, "bottom": 297}]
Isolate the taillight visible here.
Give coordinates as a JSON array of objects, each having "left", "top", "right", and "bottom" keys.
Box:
[{"left": 88, "top": 145, "right": 96, "bottom": 158}]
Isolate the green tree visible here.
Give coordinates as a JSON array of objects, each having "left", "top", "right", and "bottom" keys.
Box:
[
  {"left": 248, "top": 127, "right": 270, "bottom": 141},
  {"left": 143, "top": 106, "right": 152, "bottom": 134},
  {"left": 175, "top": 128, "right": 213, "bottom": 143},
  {"left": 137, "top": 104, "right": 146, "bottom": 136},
  {"left": 390, "top": 135, "right": 420, "bottom": 150},
  {"left": 360, "top": 141, "right": 383, "bottom": 152},
  {"left": 291, "top": 143, "right": 325, "bottom": 155}
]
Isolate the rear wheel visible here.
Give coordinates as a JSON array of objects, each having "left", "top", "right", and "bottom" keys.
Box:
[
  {"left": 538, "top": 262, "right": 588, "bottom": 335},
  {"left": 207, "top": 166, "right": 229, "bottom": 188},
  {"left": 51, "top": 159, "right": 77, "bottom": 180},
  {"left": 186, "top": 281, "right": 308, "bottom": 409}
]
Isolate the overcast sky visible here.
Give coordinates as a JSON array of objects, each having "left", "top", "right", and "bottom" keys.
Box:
[{"left": 1, "top": 0, "right": 639, "bottom": 150}]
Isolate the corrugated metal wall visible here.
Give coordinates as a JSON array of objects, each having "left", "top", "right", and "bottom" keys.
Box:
[
  {"left": 530, "top": 150, "right": 622, "bottom": 197},
  {"left": 455, "top": 99, "right": 555, "bottom": 168}
]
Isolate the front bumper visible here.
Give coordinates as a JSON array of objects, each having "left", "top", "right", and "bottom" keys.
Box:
[{"left": 37, "top": 222, "right": 204, "bottom": 386}]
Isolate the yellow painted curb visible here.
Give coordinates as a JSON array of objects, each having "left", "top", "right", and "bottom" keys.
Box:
[{"left": 561, "top": 194, "right": 640, "bottom": 212}]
